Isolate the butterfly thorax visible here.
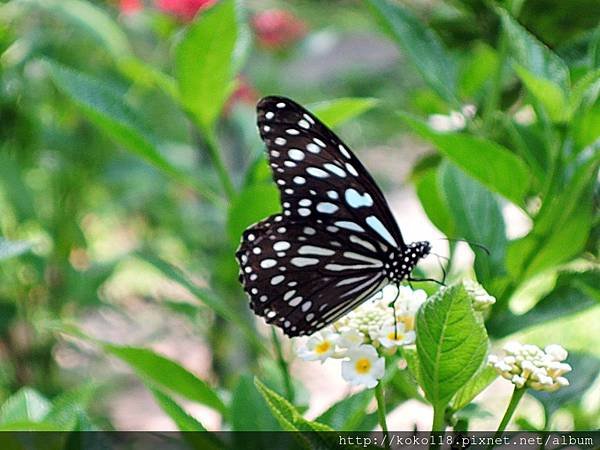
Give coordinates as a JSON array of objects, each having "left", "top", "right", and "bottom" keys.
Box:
[{"left": 385, "top": 241, "right": 431, "bottom": 283}]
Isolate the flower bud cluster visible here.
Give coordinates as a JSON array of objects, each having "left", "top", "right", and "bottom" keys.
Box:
[
  {"left": 488, "top": 342, "right": 571, "bottom": 392},
  {"left": 462, "top": 279, "right": 496, "bottom": 311}
]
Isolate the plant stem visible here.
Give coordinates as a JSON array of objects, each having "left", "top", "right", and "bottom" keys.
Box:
[
  {"left": 374, "top": 383, "right": 390, "bottom": 450},
  {"left": 429, "top": 405, "right": 446, "bottom": 450},
  {"left": 271, "top": 328, "right": 295, "bottom": 404},
  {"left": 203, "top": 128, "right": 236, "bottom": 201},
  {"left": 489, "top": 387, "right": 526, "bottom": 449}
]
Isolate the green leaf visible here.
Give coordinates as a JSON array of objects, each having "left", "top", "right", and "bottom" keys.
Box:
[
  {"left": 530, "top": 353, "right": 600, "bottom": 417},
  {"left": 148, "top": 387, "right": 207, "bottom": 432},
  {"left": 227, "top": 183, "right": 280, "bottom": 244},
  {"left": 231, "top": 375, "right": 280, "bottom": 432},
  {"left": 21, "top": 0, "right": 131, "bottom": 59},
  {"left": 254, "top": 378, "right": 333, "bottom": 433},
  {"left": 137, "top": 252, "right": 266, "bottom": 354},
  {"left": 365, "top": 0, "right": 458, "bottom": 105},
  {"left": 499, "top": 9, "right": 570, "bottom": 90},
  {"left": 310, "top": 98, "right": 378, "bottom": 129},
  {"left": 489, "top": 271, "right": 600, "bottom": 337},
  {"left": 403, "top": 346, "right": 424, "bottom": 388},
  {"left": 416, "top": 284, "right": 489, "bottom": 408},
  {"left": 0, "top": 238, "right": 30, "bottom": 261},
  {"left": 103, "top": 344, "right": 227, "bottom": 415},
  {"left": 459, "top": 43, "right": 500, "bottom": 98},
  {"left": 451, "top": 365, "right": 497, "bottom": 412},
  {"left": 439, "top": 163, "right": 507, "bottom": 285},
  {"left": 315, "top": 389, "right": 374, "bottom": 431},
  {"left": 399, "top": 113, "right": 529, "bottom": 204},
  {"left": 414, "top": 168, "right": 455, "bottom": 237},
  {"left": 175, "top": 0, "right": 238, "bottom": 131},
  {"left": 0, "top": 388, "right": 50, "bottom": 424},
  {"left": 514, "top": 65, "right": 568, "bottom": 123},
  {"left": 47, "top": 61, "right": 220, "bottom": 204}
]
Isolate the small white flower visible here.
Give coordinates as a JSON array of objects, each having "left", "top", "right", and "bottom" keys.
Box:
[
  {"left": 375, "top": 323, "right": 416, "bottom": 348},
  {"left": 341, "top": 344, "right": 385, "bottom": 388},
  {"left": 338, "top": 328, "right": 365, "bottom": 350},
  {"left": 488, "top": 341, "right": 572, "bottom": 392},
  {"left": 297, "top": 328, "right": 339, "bottom": 362}
]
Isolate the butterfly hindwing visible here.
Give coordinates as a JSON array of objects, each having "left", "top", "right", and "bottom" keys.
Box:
[{"left": 236, "top": 214, "right": 389, "bottom": 336}]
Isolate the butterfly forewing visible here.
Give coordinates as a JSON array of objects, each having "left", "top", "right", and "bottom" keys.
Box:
[
  {"left": 257, "top": 96, "right": 405, "bottom": 250},
  {"left": 236, "top": 214, "right": 389, "bottom": 336}
]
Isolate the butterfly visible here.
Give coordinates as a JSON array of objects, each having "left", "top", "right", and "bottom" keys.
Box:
[{"left": 236, "top": 96, "right": 431, "bottom": 337}]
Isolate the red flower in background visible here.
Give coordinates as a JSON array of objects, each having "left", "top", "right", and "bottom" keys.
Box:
[
  {"left": 156, "top": 0, "right": 217, "bottom": 21},
  {"left": 119, "top": 0, "right": 143, "bottom": 14},
  {"left": 251, "top": 9, "right": 307, "bottom": 50},
  {"left": 223, "top": 76, "right": 260, "bottom": 116}
]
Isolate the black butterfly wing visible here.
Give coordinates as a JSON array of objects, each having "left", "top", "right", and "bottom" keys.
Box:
[
  {"left": 236, "top": 214, "right": 389, "bottom": 337},
  {"left": 257, "top": 96, "right": 406, "bottom": 251}
]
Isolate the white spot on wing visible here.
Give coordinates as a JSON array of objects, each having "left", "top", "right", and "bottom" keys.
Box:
[
  {"left": 260, "top": 259, "right": 277, "bottom": 269},
  {"left": 306, "top": 143, "right": 320, "bottom": 153},
  {"left": 288, "top": 149, "right": 305, "bottom": 161},
  {"left": 307, "top": 167, "right": 329, "bottom": 178},
  {"left": 299, "top": 245, "right": 335, "bottom": 256},
  {"left": 366, "top": 216, "right": 398, "bottom": 247},
  {"left": 317, "top": 202, "right": 339, "bottom": 214},
  {"left": 345, "top": 188, "right": 374, "bottom": 208},
  {"left": 271, "top": 275, "right": 285, "bottom": 285},
  {"left": 324, "top": 163, "right": 346, "bottom": 177},
  {"left": 275, "top": 137, "right": 286, "bottom": 146},
  {"left": 273, "top": 241, "right": 291, "bottom": 251},
  {"left": 291, "top": 257, "right": 320, "bottom": 267},
  {"left": 334, "top": 221, "right": 365, "bottom": 232},
  {"left": 339, "top": 144, "right": 351, "bottom": 158}
]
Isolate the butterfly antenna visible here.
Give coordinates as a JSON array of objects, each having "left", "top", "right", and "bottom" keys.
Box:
[
  {"left": 430, "top": 252, "right": 448, "bottom": 285},
  {"left": 437, "top": 237, "right": 491, "bottom": 255}
]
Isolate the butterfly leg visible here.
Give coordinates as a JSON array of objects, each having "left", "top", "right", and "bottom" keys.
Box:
[{"left": 408, "top": 276, "right": 446, "bottom": 287}]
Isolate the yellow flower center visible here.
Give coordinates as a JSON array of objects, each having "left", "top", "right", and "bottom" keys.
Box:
[
  {"left": 315, "top": 341, "right": 331, "bottom": 354},
  {"left": 387, "top": 331, "right": 404, "bottom": 341},
  {"left": 355, "top": 357, "right": 372, "bottom": 374}
]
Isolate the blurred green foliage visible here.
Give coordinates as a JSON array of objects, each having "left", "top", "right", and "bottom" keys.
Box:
[{"left": 0, "top": 0, "right": 598, "bottom": 434}]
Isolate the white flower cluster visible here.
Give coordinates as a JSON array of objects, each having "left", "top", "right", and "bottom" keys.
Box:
[
  {"left": 488, "top": 342, "right": 572, "bottom": 392},
  {"left": 295, "top": 285, "right": 426, "bottom": 388},
  {"left": 427, "top": 104, "right": 476, "bottom": 132},
  {"left": 462, "top": 279, "right": 496, "bottom": 311}
]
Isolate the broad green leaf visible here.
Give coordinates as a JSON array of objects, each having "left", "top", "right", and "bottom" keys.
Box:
[
  {"left": 399, "top": 113, "right": 529, "bottom": 204},
  {"left": 514, "top": 65, "right": 568, "bottom": 123},
  {"left": 416, "top": 284, "right": 488, "bottom": 408},
  {"left": 590, "top": 26, "right": 600, "bottom": 69},
  {"left": 103, "top": 344, "right": 227, "bottom": 415},
  {"left": 119, "top": 58, "right": 179, "bottom": 100},
  {"left": 365, "top": 0, "right": 458, "bottom": 105},
  {"left": 530, "top": 353, "right": 600, "bottom": 417},
  {"left": 175, "top": 0, "right": 238, "bottom": 131},
  {"left": 414, "top": 168, "right": 455, "bottom": 237},
  {"left": 0, "top": 238, "right": 30, "bottom": 261},
  {"left": 148, "top": 387, "right": 207, "bottom": 432},
  {"left": 499, "top": 9, "right": 570, "bottom": 90},
  {"left": 0, "top": 388, "right": 50, "bottom": 424},
  {"left": 403, "top": 346, "right": 423, "bottom": 388},
  {"left": 47, "top": 61, "right": 220, "bottom": 204},
  {"left": 489, "top": 271, "right": 600, "bottom": 337},
  {"left": 310, "top": 98, "right": 378, "bottom": 129},
  {"left": 0, "top": 153, "right": 36, "bottom": 221},
  {"left": 20, "top": 0, "right": 131, "bottom": 59},
  {"left": 568, "top": 68, "right": 600, "bottom": 117},
  {"left": 451, "top": 365, "right": 497, "bottom": 412},
  {"left": 227, "top": 183, "right": 279, "bottom": 243},
  {"left": 439, "top": 163, "right": 507, "bottom": 286},
  {"left": 315, "top": 390, "right": 374, "bottom": 431},
  {"left": 137, "top": 252, "right": 266, "bottom": 354}
]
